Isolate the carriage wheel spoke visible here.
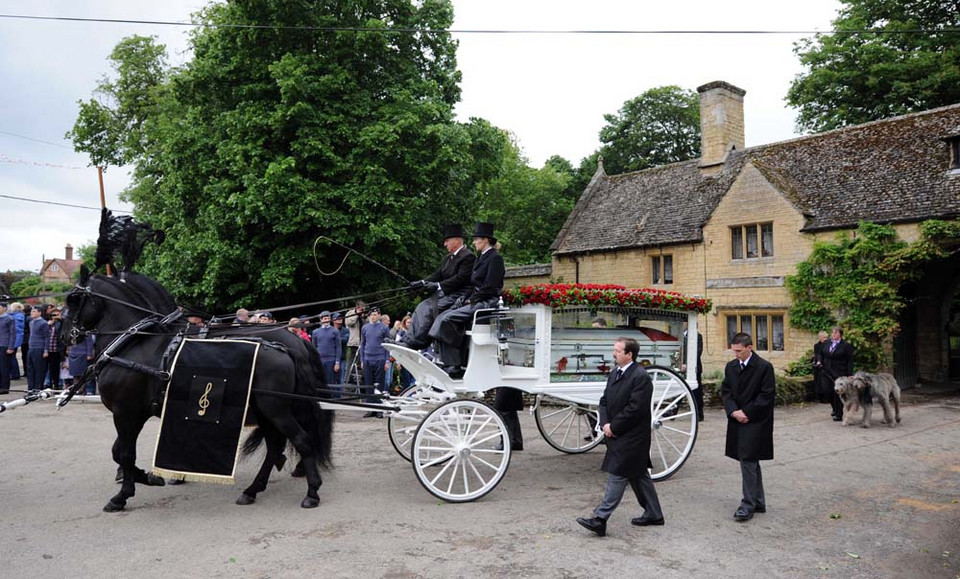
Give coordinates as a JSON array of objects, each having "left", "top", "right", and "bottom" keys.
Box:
[
  {"left": 656, "top": 430, "right": 683, "bottom": 456},
  {"left": 654, "top": 432, "right": 668, "bottom": 471},
  {"left": 429, "top": 455, "right": 458, "bottom": 485},
  {"left": 660, "top": 424, "right": 692, "bottom": 436}
]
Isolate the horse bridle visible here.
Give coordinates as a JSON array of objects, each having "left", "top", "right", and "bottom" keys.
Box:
[{"left": 66, "top": 284, "right": 175, "bottom": 341}]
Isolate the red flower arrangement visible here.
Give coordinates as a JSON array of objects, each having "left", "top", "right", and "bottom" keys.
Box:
[{"left": 502, "top": 283, "right": 712, "bottom": 314}]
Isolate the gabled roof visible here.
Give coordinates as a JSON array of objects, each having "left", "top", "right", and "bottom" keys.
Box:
[
  {"left": 40, "top": 258, "right": 83, "bottom": 279},
  {"left": 552, "top": 104, "right": 960, "bottom": 256}
]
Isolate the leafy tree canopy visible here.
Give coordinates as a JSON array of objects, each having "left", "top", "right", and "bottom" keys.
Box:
[
  {"left": 597, "top": 85, "right": 700, "bottom": 175},
  {"left": 787, "top": 0, "right": 960, "bottom": 133},
  {"left": 69, "top": 0, "right": 511, "bottom": 311},
  {"left": 786, "top": 219, "right": 960, "bottom": 370}
]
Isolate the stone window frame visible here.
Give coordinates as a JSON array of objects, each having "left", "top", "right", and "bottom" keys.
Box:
[
  {"left": 724, "top": 310, "right": 785, "bottom": 352},
  {"left": 731, "top": 222, "right": 774, "bottom": 260},
  {"left": 651, "top": 254, "right": 673, "bottom": 285},
  {"left": 950, "top": 137, "right": 960, "bottom": 171}
]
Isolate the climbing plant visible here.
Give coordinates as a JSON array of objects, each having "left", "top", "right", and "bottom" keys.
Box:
[{"left": 786, "top": 220, "right": 960, "bottom": 371}]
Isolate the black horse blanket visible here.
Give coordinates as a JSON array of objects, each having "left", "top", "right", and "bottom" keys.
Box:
[{"left": 152, "top": 339, "right": 260, "bottom": 484}]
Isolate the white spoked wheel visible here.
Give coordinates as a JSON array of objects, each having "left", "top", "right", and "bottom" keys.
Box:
[
  {"left": 411, "top": 399, "right": 511, "bottom": 503},
  {"left": 387, "top": 384, "right": 445, "bottom": 462},
  {"left": 645, "top": 365, "right": 698, "bottom": 481},
  {"left": 534, "top": 395, "right": 603, "bottom": 454}
]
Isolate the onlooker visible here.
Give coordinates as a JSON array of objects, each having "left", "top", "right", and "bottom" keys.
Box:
[
  {"left": 721, "top": 332, "right": 775, "bottom": 522},
  {"left": 344, "top": 300, "right": 367, "bottom": 383},
  {"left": 396, "top": 315, "right": 415, "bottom": 391},
  {"left": 591, "top": 317, "right": 607, "bottom": 328},
  {"left": 821, "top": 326, "right": 854, "bottom": 422},
  {"left": 45, "top": 307, "right": 63, "bottom": 387},
  {"left": 311, "top": 311, "right": 342, "bottom": 393},
  {"left": 0, "top": 301, "right": 15, "bottom": 394},
  {"left": 68, "top": 333, "right": 96, "bottom": 395},
  {"left": 380, "top": 314, "right": 395, "bottom": 391},
  {"left": 360, "top": 307, "right": 390, "bottom": 418},
  {"left": 234, "top": 308, "right": 250, "bottom": 325},
  {"left": 258, "top": 311, "right": 274, "bottom": 324},
  {"left": 26, "top": 306, "right": 51, "bottom": 390},
  {"left": 812, "top": 330, "right": 830, "bottom": 403},
  {"left": 287, "top": 318, "right": 309, "bottom": 341},
  {"left": 333, "top": 312, "right": 349, "bottom": 383},
  {"left": 577, "top": 337, "right": 664, "bottom": 537},
  {"left": 9, "top": 302, "right": 25, "bottom": 379}
]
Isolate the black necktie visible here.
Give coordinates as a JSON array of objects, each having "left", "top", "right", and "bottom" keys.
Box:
[
  {"left": 740, "top": 362, "right": 746, "bottom": 372},
  {"left": 615, "top": 368, "right": 623, "bottom": 381}
]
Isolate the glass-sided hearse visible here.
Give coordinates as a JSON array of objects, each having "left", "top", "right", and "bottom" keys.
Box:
[{"left": 383, "top": 284, "right": 711, "bottom": 503}]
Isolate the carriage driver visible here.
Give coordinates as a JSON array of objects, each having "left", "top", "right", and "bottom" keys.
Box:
[
  {"left": 399, "top": 223, "right": 476, "bottom": 351},
  {"left": 428, "top": 222, "right": 505, "bottom": 378}
]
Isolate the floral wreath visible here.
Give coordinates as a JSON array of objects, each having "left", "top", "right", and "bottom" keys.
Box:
[{"left": 502, "top": 283, "right": 712, "bottom": 314}]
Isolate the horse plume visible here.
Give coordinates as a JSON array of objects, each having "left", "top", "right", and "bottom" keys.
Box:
[{"left": 94, "top": 208, "right": 165, "bottom": 273}]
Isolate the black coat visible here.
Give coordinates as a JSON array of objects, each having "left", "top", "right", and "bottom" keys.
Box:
[
  {"left": 598, "top": 363, "right": 653, "bottom": 478},
  {"left": 467, "top": 248, "right": 505, "bottom": 303},
  {"left": 820, "top": 340, "right": 854, "bottom": 382},
  {"left": 721, "top": 353, "right": 775, "bottom": 461},
  {"left": 493, "top": 387, "right": 524, "bottom": 412},
  {"left": 425, "top": 247, "right": 475, "bottom": 296}
]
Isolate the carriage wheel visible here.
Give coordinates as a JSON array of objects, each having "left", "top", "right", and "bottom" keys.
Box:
[
  {"left": 645, "top": 365, "right": 698, "bottom": 481},
  {"left": 411, "top": 399, "right": 511, "bottom": 503},
  {"left": 387, "top": 384, "right": 443, "bottom": 462},
  {"left": 534, "top": 395, "right": 604, "bottom": 454}
]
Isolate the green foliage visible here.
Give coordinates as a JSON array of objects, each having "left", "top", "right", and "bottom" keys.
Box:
[
  {"left": 786, "top": 219, "right": 960, "bottom": 370},
  {"left": 786, "top": 350, "right": 816, "bottom": 377},
  {"left": 10, "top": 276, "right": 72, "bottom": 301},
  {"left": 787, "top": 0, "right": 960, "bottom": 132},
  {"left": 775, "top": 374, "right": 809, "bottom": 406},
  {"left": 69, "top": 1, "right": 515, "bottom": 310},
  {"left": 597, "top": 85, "right": 700, "bottom": 175}
]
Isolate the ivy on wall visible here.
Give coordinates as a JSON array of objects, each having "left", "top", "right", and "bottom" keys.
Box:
[{"left": 786, "top": 220, "right": 960, "bottom": 371}]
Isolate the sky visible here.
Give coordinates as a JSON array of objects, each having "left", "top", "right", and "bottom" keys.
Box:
[{"left": 0, "top": 0, "right": 843, "bottom": 274}]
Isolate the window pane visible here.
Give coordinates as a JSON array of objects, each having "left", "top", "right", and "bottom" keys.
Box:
[
  {"left": 761, "top": 224, "right": 774, "bottom": 257},
  {"left": 746, "top": 225, "right": 759, "bottom": 258},
  {"left": 652, "top": 256, "right": 661, "bottom": 284},
  {"left": 756, "top": 315, "right": 769, "bottom": 350},
  {"left": 731, "top": 227, "right": 743, "bottom": 260},
  {"left": 772, "top": 315, "right": 784, "bottom": 351},
  {"left": 726, "top": 316, "right": 738, "bottom": 346},
  {"left": 740, "top": 315, "right": 752, "bottom": 338},
  {"left": 663, "top": 255, "right": 673, "bottom": 284}
]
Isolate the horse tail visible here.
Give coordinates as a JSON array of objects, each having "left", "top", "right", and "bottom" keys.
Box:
[
  {"left": 241, "top": 426, "right": 265, "bottom": 456},
  {"left": 292, "top": 341, "right": 335, "bottom": 470}
]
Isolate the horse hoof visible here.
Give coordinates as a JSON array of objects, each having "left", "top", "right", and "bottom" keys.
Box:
[
  {"left": 301, "top": 496, "right": 320, "bottom": 509},
  {"left": 236, "top": 493, "right": 256, "bottom": 506},
  {"left": 103, "top": 500, "right": 125, "bottom": 512},
  {"left": 146, "top": 474, "right": 166, "bottom": 486}
]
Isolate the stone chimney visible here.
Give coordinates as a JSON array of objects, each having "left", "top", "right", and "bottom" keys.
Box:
[
  {"left": 65, "top": 244, "right": 74, "bottom": 261},
  {"left": 697, "top": 81, "right": 746, "bottom": 175}
]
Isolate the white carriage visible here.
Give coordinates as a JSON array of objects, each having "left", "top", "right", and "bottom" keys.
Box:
[{"left": 377, "top": 285, "right": 709, "bottom": 503}]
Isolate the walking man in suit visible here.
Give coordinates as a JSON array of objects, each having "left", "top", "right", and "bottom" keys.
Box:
[
  {"left": 721, "top": 332, "right": 776, "bottom": 522},
  {"left": 577, "top": 337, "right": 664, "bottom": 537},
  {"left": 401, "top": 224, "right": 475, "bottom": 350},
  {"left": 821, "top": 326, "right": 854, "bottom": 422}
]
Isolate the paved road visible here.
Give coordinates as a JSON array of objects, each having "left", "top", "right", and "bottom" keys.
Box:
[{"left": 1, "top": 385, "right": 958, "bottom": 578}]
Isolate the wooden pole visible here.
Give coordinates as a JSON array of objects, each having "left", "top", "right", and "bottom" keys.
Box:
[{"left": 97, "top": 166, "right": 112, "bottom": 276}]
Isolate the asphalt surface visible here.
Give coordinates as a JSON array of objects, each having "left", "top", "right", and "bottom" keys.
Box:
[{"left": 1, "top": 381, "right": 958, "bottom": 578}]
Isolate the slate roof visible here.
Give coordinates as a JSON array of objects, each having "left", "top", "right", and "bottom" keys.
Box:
[
  {"left": 504, "top": 263, "right": 552, "bottom": 278},
  {"left": 552, "top": 104, "right": 960, "bottom": 256}
]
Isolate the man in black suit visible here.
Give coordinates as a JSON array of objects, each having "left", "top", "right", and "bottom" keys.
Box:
[
  {"left": 721, "top": 332, "right": 776, "bottom": 522},
  {"left": 821, "top": 326, "right": 855, "bottom": 422},
  {"left": 401, "top": 224, "right": 476, "bottom": 350},
  {"left": 429, "top": 222, "right": 505, "bottom": 377},
  {"left": 577, "top": 337, "right": 664, "bottom": 537}
]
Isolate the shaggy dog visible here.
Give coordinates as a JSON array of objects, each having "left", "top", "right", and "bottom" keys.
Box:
[{"left": 834, "top": 371, "right": 902, "bottom": 428}]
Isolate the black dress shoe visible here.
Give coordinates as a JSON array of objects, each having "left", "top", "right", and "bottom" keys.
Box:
[
  {"left": 362, "top": 411, "right": 379, "bottom": 418},
  {"left": 630, "top": 516, "right": 665, "bottom": 526},
  {"left": 443, "top": 366, "right": 464, "bottom": 379},
  {"left": 832, "top": 416, "right": 842, "bottom": 422},
  {"left": 754, "top": 505, "right": 766, "bottom": 513},
  {"left": 734, "top": 507, "right": 753, "bottom": 522},
  {"left": 576, "top": 516, "right": 607, "bottom": 537}
]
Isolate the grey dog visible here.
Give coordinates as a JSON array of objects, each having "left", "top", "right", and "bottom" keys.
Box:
[{"left": 833, "top": 371, "right": 902, "bottom": 428}]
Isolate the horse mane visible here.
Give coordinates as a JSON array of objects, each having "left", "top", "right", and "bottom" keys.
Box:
[
  {"left": 94, "top": 208, "right": 165, "bottom": 274},
  {"left": 93, "top": 272, "right": 179, "bottom": 315}
]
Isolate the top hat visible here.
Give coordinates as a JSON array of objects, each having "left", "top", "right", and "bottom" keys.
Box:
[
  {"left": 442, "top": 223, "right": 465, "bottom": 240},
  {"left": 472, "top": 222, "right": 497, "bottom": 244}
]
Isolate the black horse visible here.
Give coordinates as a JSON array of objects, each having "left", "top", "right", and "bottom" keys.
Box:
[{"left": 62, "top": 269, "right": 334, "bottom": 512}]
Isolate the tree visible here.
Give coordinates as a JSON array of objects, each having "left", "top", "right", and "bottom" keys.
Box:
[
  {"left": 596, "top": 85, "right": 700, "bottom": 175},
  {"left": 69, "top": 1, "right": 498, "bottom": 310},
  {"left": 786, "top": 219, "right": 960, "bottom": 371},
  {"left": 787, "top": 0, "right": 960, "bottom": 133}
]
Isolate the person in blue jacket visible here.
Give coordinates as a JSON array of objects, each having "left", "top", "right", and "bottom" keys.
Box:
[
  {"left": 0, "top": 301, "right": 15, "bottom": 394},
  {"left": 9, "top": 302, "right": 25, "bottom": 380},
  {"left": 311, "top": 311, "right": 341, "bottom": 395},
  {"left": 26, "top": 306, "right": 51, "bottom": 390}
]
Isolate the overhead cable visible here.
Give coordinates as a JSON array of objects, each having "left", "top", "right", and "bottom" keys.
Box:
[{"left": 0, "top": 193, "right": 132, "bottom": 213}]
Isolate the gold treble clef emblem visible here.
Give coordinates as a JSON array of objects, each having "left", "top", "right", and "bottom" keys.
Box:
[{"left": 197, "top": 382, "right": 213, "bottom": 416}]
